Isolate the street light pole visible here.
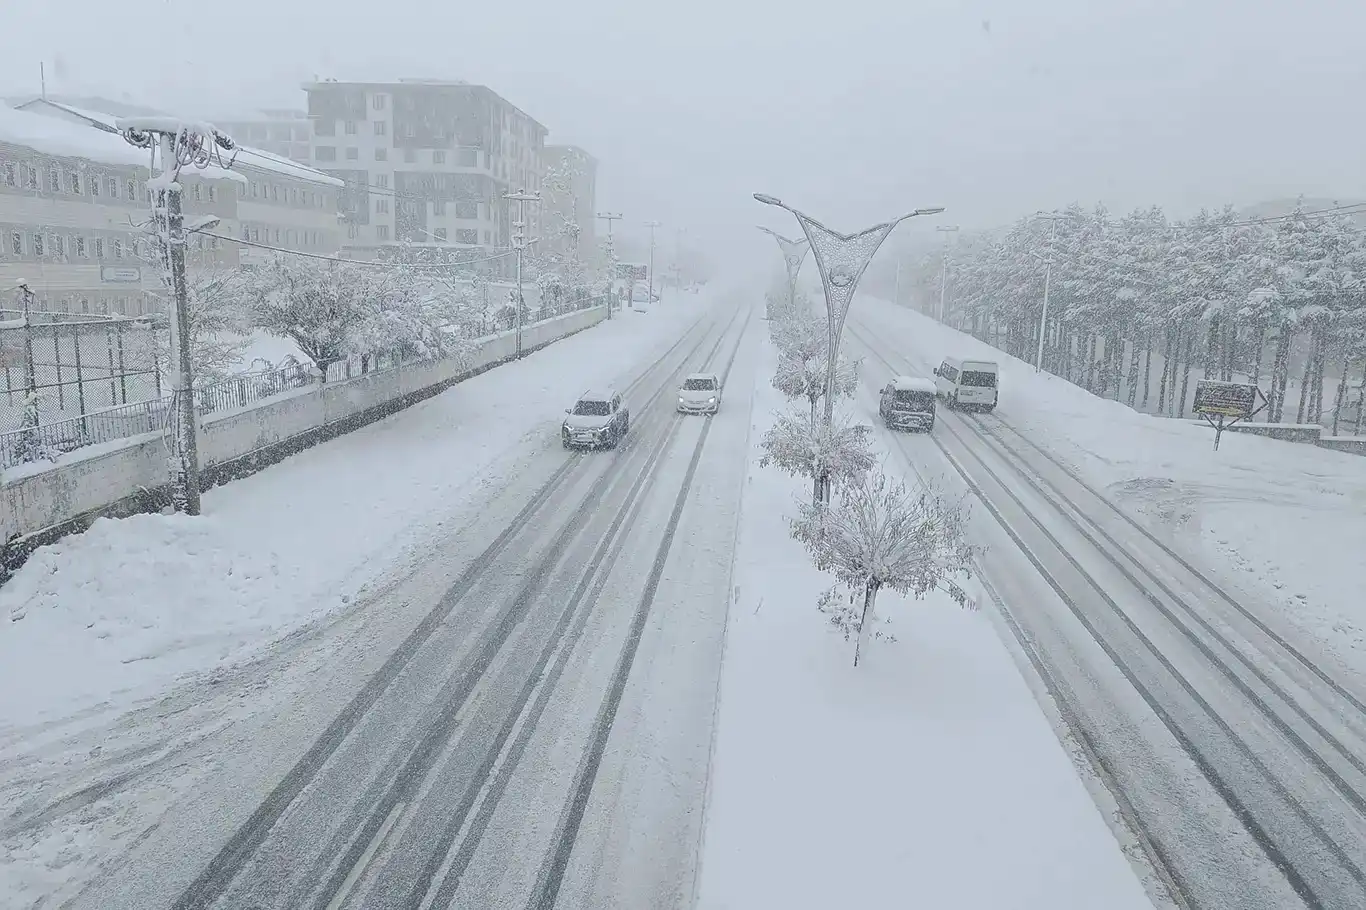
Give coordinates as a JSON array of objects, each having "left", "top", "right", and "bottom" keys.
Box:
[
  {"left": 596, "top": 211, "right": 622, "bottom": 320},
  {"left": 756, "top": 225, "right": 809, "bottom": 320},
  {"left": 1031, "top": 214, "right": 1063, "bottom": 373},
  {"left": 645, "top": 220, "right": 661, "bottom": 305},
  {"left": 755, "top": 193, "right": 944, "bottom": 502},
  {"left": 935, "top": 225, "right": 959, "bottom": 322},
  {"left": 118, "top": 118, "right": 237, "bottom": 516},
  {"left": 504, "top": 188, "right": 542, "bottom": 359}
]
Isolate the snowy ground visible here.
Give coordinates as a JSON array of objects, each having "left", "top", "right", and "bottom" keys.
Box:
[
  {"left": 0, "top": 298, "right": 709, "bottom": 731},
  {"left": 853, "top": 296, "right": 1366, "bottom": 683},
  {"left": 695, "top": 334, "right": 1156, "bottom": 910}
]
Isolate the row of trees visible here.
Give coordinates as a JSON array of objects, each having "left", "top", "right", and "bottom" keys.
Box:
[
  {"left": 757, "top": 284, "right": 978, "bottom": 666},
  {"left": 909, "top": 200, "right": 1366, "bottom": 431}
]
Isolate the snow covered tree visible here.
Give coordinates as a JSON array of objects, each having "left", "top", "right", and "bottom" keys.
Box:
[
  {"left": 772, "top": 348, "right": 859, "bottom": 421},
  {"left": 760, "top": 407, "right": 876, "bottom": 506},
  {"left": 790, "top": 468, "right": 979, "bottom": 666}
]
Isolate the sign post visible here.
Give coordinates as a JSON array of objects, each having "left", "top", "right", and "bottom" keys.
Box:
[{"left": 1192, "top": 379, "right": 1266, "bottom": 450}]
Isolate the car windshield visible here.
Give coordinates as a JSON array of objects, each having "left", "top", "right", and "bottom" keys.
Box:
[
  {"left": 683, "top": 378, "right": 716, "bottom": 391},
  {"left": 893, "top": 389, "right": 933, "bottom": 407},
  {"left": 572, "top": 400, "right": 611, "bottom": 416},
  {"left": 960, "top": 370, "right": 997, "bottom": 388}
]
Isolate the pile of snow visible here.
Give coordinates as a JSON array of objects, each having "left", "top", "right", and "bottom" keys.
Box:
[
  {"left": 853, "top": 295, "right": 1366, "bottom": 676},
  {"left": 696, "top": 338, "right": 1156, "bottom": 910},
  {"left": 0, "top": 294, "right": 713, "bottom": 729}
]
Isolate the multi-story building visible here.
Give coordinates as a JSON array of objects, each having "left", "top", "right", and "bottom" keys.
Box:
[
  {"left": 541, "top": 145, "right": 597, "bottom": 261},
  {"left": 0, "top": 104, "right": 244, "bottom": 316},
  {"left": 301, "top": 78, "right": 548, "bottom": 275},
  {"left": 212, "top": 109, "right": 312, "bottom": 164}
]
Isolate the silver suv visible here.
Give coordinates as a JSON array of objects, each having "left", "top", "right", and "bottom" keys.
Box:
[{"left": 562, "top": 388, "right": 630, "bottom": 449}]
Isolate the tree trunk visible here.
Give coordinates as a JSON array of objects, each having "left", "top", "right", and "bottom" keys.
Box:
[
  {"left": 1271, "top": 328, "right": 1292, "bottom": 422},
  {"left": 1223, "top": 320, "right": 1238, "bottom": 381},
  {"left": 1085, "top": 334, "right": 1099, "bottom": 392},
  {"left": 1158, "top": 326, "right": 1173, "bottom": 413},
  {"left": 1355, "top": 360, "right": 1365, "bottom": 436},
  {"left": 1310, "top": 327, "right": 1328, "bottom": 424},
  {"left": 1296, "top": 349, "right": 1312, "bottom": 424},
  {"left": 1178, "top": 330, "right": 1196, "bottom": 419},
  {"left": 853, "top": 576, "right": 882, "bottom": 668},
  {"left": 1205, "top": 316, "right": 1221, "bottom": 379},
  {"left": 1127, "top": 335, "right": 1142, "bottom": 407},
  {"left": 1331, "top": 351, "right": 1350, "bottom": 435},
  {"left": 1142, "top": 330, "right": 1154, "bottom": 409},
  {"left": 1251, "top": 318, "right": 1268, "bottom": 388}
]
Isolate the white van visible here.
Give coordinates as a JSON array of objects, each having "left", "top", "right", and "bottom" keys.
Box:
[{"left": 934, "top": 357, "right": 999, "bottom": 412}]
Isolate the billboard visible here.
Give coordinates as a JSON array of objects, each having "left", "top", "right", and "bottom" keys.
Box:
[{"left": 1193, "top": 380, "right": 1258, "bottom": 419}]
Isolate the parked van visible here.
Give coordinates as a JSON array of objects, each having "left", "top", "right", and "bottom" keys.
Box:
[
  {"left": 879, "top": 376, "right": 937, "bottom": 431},
  {"left": 934, "top": 357, "right": 999, "bottom": 411}
]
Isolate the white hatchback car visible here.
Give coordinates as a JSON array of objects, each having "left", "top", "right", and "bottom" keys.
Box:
[{"left": 677, "top": 372, "right": 722, "bottom": 414}]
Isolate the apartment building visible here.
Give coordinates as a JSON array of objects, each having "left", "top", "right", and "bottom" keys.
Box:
[
  {"left": 302, "top": 78, "right": 548, "bottom": 275},
  {"left": 542, "top": 145, "right": 597, "bottom": 261},
  {"left": 15, "top": 98, "right": 344, "bottom": 268},
  {"left": 0, "top": 104, "right": 243, "bottom": 316}
]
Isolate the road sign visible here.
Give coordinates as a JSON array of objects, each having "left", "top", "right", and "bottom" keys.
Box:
[
  {"left": 1193, "top": 380, "right": 1258, "bottom": 419},
  {"left": 100, "top": 266, "right": 143, "bottom": 283},
  {"left": 1192, "top": 379, "right": 1267, "bottom": 450}
]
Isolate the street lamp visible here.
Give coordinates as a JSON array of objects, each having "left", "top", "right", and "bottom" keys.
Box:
[
  {"left": 756, "top": 225, "right": 809, "bottom": 320},
  {"left": 755, "top": 193, "right": 944, "bottom": 502},
  {"left": 504, "top": 188, "right": 541, "bottom": 359}
]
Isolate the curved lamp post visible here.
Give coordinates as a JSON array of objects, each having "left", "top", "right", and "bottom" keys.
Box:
[
  {"left": 756, "top": 225, "right": 809, "bottom": 320},
  {"left": 754, "top": 194, "right": 944, "bottom": 431}
]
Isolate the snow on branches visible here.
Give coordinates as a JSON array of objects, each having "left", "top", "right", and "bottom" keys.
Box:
[
  {"left": 760, "top": 407, "right": 876, "bottom": 507},
  {"left": 791, "top": 468, "right": 980, "bottom": 666}
]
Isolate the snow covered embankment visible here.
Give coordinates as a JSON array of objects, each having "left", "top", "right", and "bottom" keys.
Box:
[{"left": 694, "top": 335, "right": 1155, "bottom": 910}]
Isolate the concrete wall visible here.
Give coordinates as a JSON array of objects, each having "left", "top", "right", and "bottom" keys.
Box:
[{"left": 2, "top": 306, "right": 605, "bottom": 578}]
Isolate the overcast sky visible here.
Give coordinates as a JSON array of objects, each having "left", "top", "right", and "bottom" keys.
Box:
[{"left": 4, "top": 0, "right": 1364, "bottom": 270}]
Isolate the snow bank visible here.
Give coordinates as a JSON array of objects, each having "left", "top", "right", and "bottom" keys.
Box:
[
  {"left": 0, "top": 295, "right": 713, "bottom": 729},
  {"left": 853, "top": 296, "right": 1366, "bottom": 677},
  {"left": 0, "top": 105, "right": 150, "bottom": 169},
  {"left": 696, "top": 337, "right": 1155, "bottom": 910}
]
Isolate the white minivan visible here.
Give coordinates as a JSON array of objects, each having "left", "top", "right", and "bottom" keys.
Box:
[{"left": 934, "top": 357, "right": 999, "bottom": 412}]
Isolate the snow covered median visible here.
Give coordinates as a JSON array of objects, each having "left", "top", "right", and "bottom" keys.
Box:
[
  {"left": 852, "top": 295, "right": 1366, "bottom": 681},
  {"left": 695, "top": 336, "right": 1155, "bottom": 910},
  {"left": 0, "top": 294, "right": 711, "bottom": 731}
]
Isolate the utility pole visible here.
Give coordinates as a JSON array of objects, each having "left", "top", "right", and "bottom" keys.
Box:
[
  {"left": 504, "top": 188, "right": 541, "bottom": 359},
  {"left": 117, "top": 117, "right": 236, "bottom": 515},
  {"left": 596, "top": 211, "right": 622, "bottom": 319},
  {"left": 644, "top": 220, "right": 661, "bottom": 305},
  {"left": 1031, "top": 214, "right": 1063, "bottom": 373},
  {"left": 935, "top": 225, "right": 959, "bottom": 322}
]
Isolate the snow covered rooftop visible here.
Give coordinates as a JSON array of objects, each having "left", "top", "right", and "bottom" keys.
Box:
[
  {"left": 892, "top": 375, "right": 936, "bottom": 393},
  {"left": 0, "top": 104, "right": 153, "bottom": 169}
]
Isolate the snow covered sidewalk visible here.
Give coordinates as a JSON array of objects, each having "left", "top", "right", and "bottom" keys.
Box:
[
  {"left": 695, "top": 338, "right": 1155, "bottom": 910},
  {"left": 853, "top": 295, "right": 1366, "bottom": 681},
  {"left": 0, "top": 294, "right": 712, "bottom": 732}
]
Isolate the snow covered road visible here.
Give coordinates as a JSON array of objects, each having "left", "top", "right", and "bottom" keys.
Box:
[
  {"left": 1, "top": 290, "right": 757, "bottom": 908},
  {"left": 847, "top": 310, "right": 1366, "bottom": 910}
]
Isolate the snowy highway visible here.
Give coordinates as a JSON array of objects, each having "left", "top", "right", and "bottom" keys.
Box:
[
  {"left": 9, "top": 295, "right": 759, "bottom": 910},
  {"left": 847, "top": 308, "right": 1366, "bottom": 910}
]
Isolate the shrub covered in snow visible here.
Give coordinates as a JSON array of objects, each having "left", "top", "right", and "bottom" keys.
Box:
[{"left": 760, "top": 407, "right": 875, "bottom": 507}]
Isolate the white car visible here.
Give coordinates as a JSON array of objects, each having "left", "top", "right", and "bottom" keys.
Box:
[
  {"left": 677, "top": 372, "right": 722, "bottom": 414},
  {"left": 563, "top": 388, "right": 630, "bottom": 448}
]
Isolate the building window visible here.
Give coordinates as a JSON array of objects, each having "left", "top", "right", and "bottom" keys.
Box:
[
  {"left": 286, "top": 229, "right": 294, "bottom": 245},
  {"left": 345, "top": 120, "right": 357, "bottom": 135},
  {"left": 273, "top": 229, "right": 280, "bottom": 243},
  {"left": 51, "top": 235, "right": 64, "bottom": 258},
  {"left": 107, "top": 177, "right": 119, "bottom": 198},
  {"left": 402, "top": 122, "right": 415, "bottom": 138},
  {"left": 89, "top": 175, "right": 100, "bottom": 196},
  {"left": 434, "top": 227, "right": 447, "bottom": 242},
  {"left": 375, "top": 148, "right": 387, "bottom": 161},
  {"left": 315, "top": 146, "right": 337, "bottom": 161},
  {"left": 347, "top": 223, "right": 358, "bottom": 239},
  {"left": 376, "top": 174, "right": 389, "bottom": 188},
  {"left": 346, "top": 147, "right": 359, "bottom": 160},
  {"left": 270, "top": 185, "right": 278, "bottom": 201},
  {"left": 3, "top": 163, "right": 15, "bottom": 186},
  {"left": 76, "top": 236, "right": 86, "bottom": 257},
  {"left": 372, "top": 94, "right": 386, "bottom": 110},
  {"left": 315, "top": 120, "right": 335, "bottom": 137},
  {"left": 483, "top": 230, "right": 491, "bottom": 244},
  {"left": 32, "top": 234, "right": 44, "bottom": 256},
  {"left": 209, "top": 185, "right": 217, "bottom": 202},
  {"left": 455, "top": 201, "right": 478, "bottom": 219},
  {"left": 251, "top": 227, "right": 260, "bottom": 242},
  {"left": 433, "top": 199, "right": 446, "bottom": 216},
  {"left": 97, "top": 299, "right": 109, "bottom": 315},
  {"left": 456, "top": 229, "right": 478, "bottom": 244},
  {"left": 11, "top": 232, "right": 22, "bottom": 255},
  {"left": 376, "top": 198, "right": 389, "bottom": 214},
  {"left": 193, "top": 183, "right": 203, "bottom": 201},
  {"left": 112, "top": 239, "right": 123, "bottom": 259},
  {"left": 127, "top": 178, "right": 137, "bottom": 199},
  {"left": 376, "top": 224, "right": 390, "bottom": 240},
  {"left": 432, "top": 150, "right": 446, "bottom": 164},
  {"left": 374, "top": 120, "right": 386, "bottom": 136},
  {"left": 403, "top": 149, "right": 416, "bottom": 163},
  {"left": 69, "top": 172, "right": 81, "bottom": 193},
  {"left": 94, "top": 238, "right": 104, "bottom": 258},
  {"left": 25, "top": 165, "right": 38, "bottom": 188},
  {"left": 80, "top": 297, "right": 90, "bottom": 313},
  {"left": 48, "top": 168, "right": 60, "bottom": 192}
]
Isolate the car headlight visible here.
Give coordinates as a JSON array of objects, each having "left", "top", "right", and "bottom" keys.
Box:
[
  {"left": 679, "top": 397, "right": 686, "bottom": 404},
  {"left": 707, "top": 397, "right": 716, "bottom": 403}
]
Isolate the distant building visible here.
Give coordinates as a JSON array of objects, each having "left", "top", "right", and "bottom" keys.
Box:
[
  {"left": 542, "top": 145, "right": 597, "bottom": 262},
  {"left": 301, "top": 78, "right": 549, "bottom": 276},
  {"left": 213, "top": 109, "right": 312, "bottom": 164},
  {"left": 13, "top": 98, "right": 343, "bottom": 269}
]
